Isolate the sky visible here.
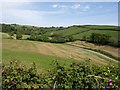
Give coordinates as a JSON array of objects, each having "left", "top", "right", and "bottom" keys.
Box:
[{"left": 1, "top": 0, "right": 118, "bottom": 27}]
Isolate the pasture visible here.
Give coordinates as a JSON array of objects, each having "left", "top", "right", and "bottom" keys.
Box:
[{"left": 2, "top": 32, "right": 119, "bottom": 71}]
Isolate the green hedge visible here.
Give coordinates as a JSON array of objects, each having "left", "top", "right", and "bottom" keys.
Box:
[{"left": 2, "top": 60, "right": 120, "bottom": 89}]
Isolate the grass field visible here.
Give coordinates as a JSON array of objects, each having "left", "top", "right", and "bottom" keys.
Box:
[
  {"left": 2, "top": 49, "right": 76, "bottom": 72},
  {"left": 43, "top": 25, "right": 119, "bottom": 41},
  {"left": 73, "top": 30, "right": 119, "bottom": 40},
  {"left": 69, "top": 41, "right": 119, "bottom": 58},
  {"left": 2, "top": 32, "right": 119, "bottom": 72}
]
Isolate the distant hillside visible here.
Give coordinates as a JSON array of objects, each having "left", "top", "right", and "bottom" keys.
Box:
[{"left": 1, "top": 24, "right": 120, "bottom": 47}]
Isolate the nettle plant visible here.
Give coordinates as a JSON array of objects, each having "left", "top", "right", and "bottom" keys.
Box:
[{"left": 2, "top": 60, "right": 120, "bottom": 90}]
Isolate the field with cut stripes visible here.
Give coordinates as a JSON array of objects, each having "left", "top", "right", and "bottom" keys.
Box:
[{"left": 2, "top": 32, "right": 119, "bottom": 71}]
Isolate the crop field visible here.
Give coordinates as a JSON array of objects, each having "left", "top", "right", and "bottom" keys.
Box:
[{"left": 2, "top": 32, "right": 119, "bottom": 72}]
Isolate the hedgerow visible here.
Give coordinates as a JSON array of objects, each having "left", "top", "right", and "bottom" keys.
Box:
[{"left": 2, "top": 60, "right": 120, "bottom": 90}]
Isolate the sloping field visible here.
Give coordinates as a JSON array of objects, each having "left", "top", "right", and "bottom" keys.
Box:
[
  {"left": 43, "top": 25, "right": 119, "bottom": 41},
  {"left": 69, "top": 41, "right": 120, "bottom": 58},
  {"left": 44, "top": 26, "right": 89, "bottom": 36},
  {"left": 2, "top": 32, "right": 118, "bottom": 70},
  {"left": 73, "top": 30, "right": 119, "bottom": 40},
  {"left": 82, "top": 25, "right": 118, "bottom": 30}
]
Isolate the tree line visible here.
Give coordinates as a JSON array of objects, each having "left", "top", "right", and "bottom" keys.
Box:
[
  {"left": 1, "top": 24, "right": 120, "bottom": 47},
  {"left": 28, "top": 32, "right": 73, "bottom": 43},
  {"left": 81, "top": 33, "right": 120, "bottom": 47}
]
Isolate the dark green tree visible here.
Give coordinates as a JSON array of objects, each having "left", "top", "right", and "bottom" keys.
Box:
[
  {"left": 8, "top": 31, "right": 14, "bottom": 36},
  {"left": 89, "top": 33, "right": 110, "bottom": 45},
  {"left": 16, "top": 33, "right": 22, "bottom": 40}
]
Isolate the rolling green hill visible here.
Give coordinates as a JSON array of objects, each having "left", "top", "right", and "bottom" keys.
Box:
[
  {"left": 1, "top": 24, "right": 119, "bottom": 39},
  {"left": 1, "top": 24, "right": 119, "bottom": 47},
  {"left": 44, "top": 25, "right": 119, "bottom": 40}
]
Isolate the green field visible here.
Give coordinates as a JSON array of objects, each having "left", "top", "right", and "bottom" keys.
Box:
[
  {"left": 43, "top": 25, "right": 119, "bottom": 41},
  {"left": 73, "top": 30, "right": 119, "bottom": 40},
  {"left": 2, "top": 49, "right": 76, "bottom": 72},
  {"left": 2, "top": 32, "right": 119, "bottom": 72}
]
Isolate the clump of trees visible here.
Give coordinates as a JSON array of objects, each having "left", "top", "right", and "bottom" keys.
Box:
[
  {"left": 28, "top": 34, "right": 49, "bottom": 42},
  {"left": 2, "top": 24, "right": 74, "bottom": 43},
  {"left": 8, "top": 31, "right": 14, "bottom": 37},
  {"left": 28, "top": 32, "right": 73, "bottom": 43},
  {"left": 49, "top": 32, "right": 73, "bottom": 43},
  {"left": 16, "top": 33, "right": 22, "bottom": 40},
  {"left": 1, "top": 24, "right": 49, "bottom": 35},
  {"left": 82, "top": 33, "right": 120, "bottom": 47},
  {"left": 2, "top": 60, "right": 120, "bottom": 89},
  {"left": 89, "top": 33, "right": 110, "bottom": 45}
]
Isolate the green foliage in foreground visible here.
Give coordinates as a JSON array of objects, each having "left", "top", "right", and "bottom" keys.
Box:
[{"left": 2, "top": 60, "right": 120, "bottom": 90}]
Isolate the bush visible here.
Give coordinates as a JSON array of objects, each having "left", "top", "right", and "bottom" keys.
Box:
[
  {"left": 16, "top": 33, "right": 22, "bottom": 40},
  {"left": 2, "top": 60, "right": 120, "bottom": 89},
  {"left": 81, "top": 35, "right": 87, "bottom": 41},
  {"left": 109, "top": 40, "right": 120, "bottom": 47},
  {"left": 2, "top": 61, "right": 43, "bottom": 89},
  {"left": 29, "top": 34, "right": 73, "bottom": 43},
  {"left": 28, "top": 34, "right": 49, "bottom": 42},
  {"left": 89, "top": 33, "right": 110, "bottom": 45},
  {"left": 8, "top": 32, "right": 14, "bottom": 36}
]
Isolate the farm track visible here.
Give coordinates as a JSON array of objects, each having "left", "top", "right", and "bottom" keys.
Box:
[{"left": 66, "top": 43, "right": 119, "bottom": 63}]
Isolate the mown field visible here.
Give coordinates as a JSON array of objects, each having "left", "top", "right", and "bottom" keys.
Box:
[{"left": 1, "top": 32, "right": 119, "bottom": 72}]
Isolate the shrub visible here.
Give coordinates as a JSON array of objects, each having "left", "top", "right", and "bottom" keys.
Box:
[
  {"left": 29, "top": 34, "right": 73, "bottom": 43},
  {"left": 8, "top": 32, "right": 14, "bottom": 36},
  {"left": 89, "top": 33, "right": 111, "bottom": 45},
  {"left": 2, "top": 60, "right": 120, "bottom": 89},
  {"left": 45, "top": 60, "right": 120, "bottom": 89},
  {"left": 2, "top": 61, "right": 43, "bottom": 89},
  {"left": 16, "top": 33, "right": 22, "bottom": 40}
]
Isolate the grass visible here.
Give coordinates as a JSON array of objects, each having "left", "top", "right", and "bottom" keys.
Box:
[
  {"left": 73, "top": 30, "right": 119, "bottom": 40},
  {"left": 42, "top": 25, "right": 119, "bottom": 42},
  {"left": 2, "top": 32, "right": 119, "bottom": 72},
  {"left": 70, "top": 41, "right": 119, "bottom": 58},
  {"left": 44, "top": 26, "right": 89, "bottom": 37},
  {"left": 2, "top": 38, "right": 117, "bottom": 63},
  {"left": 83, "top": 25, "right": 118, "bottom": 30},
  {"left": 2, "top": 49, "right": 76, "bottom": 72},
  {"left": 66, "top": 43, "right": 119, "bottom": 61}
]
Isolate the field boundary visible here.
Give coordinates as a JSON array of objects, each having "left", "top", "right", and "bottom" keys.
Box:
[{"left": 66, "top": 43, "right": 120, "bottom": 61}]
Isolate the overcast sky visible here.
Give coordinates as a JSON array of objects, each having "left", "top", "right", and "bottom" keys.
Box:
[{"left": 1, "top": 0, "right": 118, "bottom": 26}]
